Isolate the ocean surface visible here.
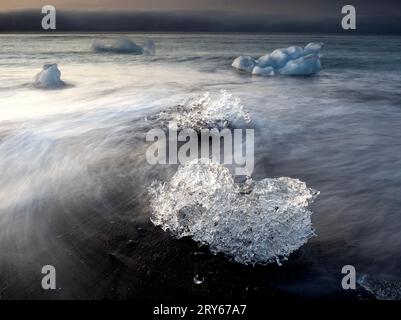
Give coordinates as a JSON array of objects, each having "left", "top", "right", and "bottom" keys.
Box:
[{"left": 1, "top": 33, "right": 401, "bottom": 299}]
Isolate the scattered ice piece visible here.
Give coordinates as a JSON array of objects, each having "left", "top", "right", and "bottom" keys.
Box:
[
  {"left": 232, "top": 42, "right": 324, "bottom": 76},
  {"left": 92, "top": 37, "right": 155, "bottom": 55},
  {"left": 34, "top": 64, "right": 65, "bottom": 89},
  {"left": 148, "top": 159, "right": 319, "bottom": 265},
  {"left": 193, "top": 274, "right": 205, "bottom": 285},
  {"left": 156, "top": 90, "right": 251, "bottom": 129},
  {"left": 231, "top": 56, "right": 256, "bottom": 73},
  {"left": 358, "top": 275, "right": 401, "bottom": 300}
]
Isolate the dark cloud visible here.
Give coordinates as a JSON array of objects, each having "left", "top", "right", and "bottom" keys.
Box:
[{"left": 0, "top": 8, "right": 400, "bottom": 33}]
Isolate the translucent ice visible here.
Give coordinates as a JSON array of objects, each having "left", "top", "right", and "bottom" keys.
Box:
[
  {"left": 34, "top": 64, "right": 65, "bottom": 89},
  {"left": 156, "top": 90, "right": 251, "bottom": 129},
  {"left": 232, "top": 42, "right": 323, "bottom": 76},
  {"left": 149, "top": 160, "right": 319, "bottom": 265},
  {"left": 92, "top": 37, "right": 155, "bottom": 55}
]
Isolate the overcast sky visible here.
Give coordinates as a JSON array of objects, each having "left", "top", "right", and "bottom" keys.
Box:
[
  {"left": 1, "top": 0, "right": 400, "bottom": 33},
  {"left": 0, "top": 0, "right": 399, "bottom": 14}
]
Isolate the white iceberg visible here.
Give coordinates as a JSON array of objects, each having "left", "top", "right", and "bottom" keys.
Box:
[
  {"left": 231, "top": 56, "right": 256, "bottom": 73},
  {"left": 92, "top": 37, "right": 156, "bottom": 55},
  {"left": 232, "top": 42, "right": 324, "bottom": 76},
  {"left": 149, "top": 159, "right": 319, "bottom": 265},
  {"left": 34, "top": 64, "right": 65, "bottom": 89}
]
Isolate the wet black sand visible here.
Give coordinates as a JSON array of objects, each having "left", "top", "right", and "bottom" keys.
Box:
[{"left": 0, "top": 212, "right": 372, "bottom": 301}]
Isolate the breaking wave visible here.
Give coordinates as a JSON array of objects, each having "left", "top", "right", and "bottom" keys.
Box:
[
  {"left": 148, "top": 160, "right": 319, "bottom": 265},
  {"left": 154, "top": 90, "right": 251, "bottom": 129}
]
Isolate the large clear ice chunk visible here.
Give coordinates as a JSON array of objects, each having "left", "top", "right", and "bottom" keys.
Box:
[{"left": 149, "top": 160, "right": 319, "bottom": 265}]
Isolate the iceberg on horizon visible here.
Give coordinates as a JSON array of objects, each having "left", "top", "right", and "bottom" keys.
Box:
[
  {"left": 92, "top": 37, "right": 156, "bottom": 55},
  {"left": 34, "top": 64, "right": 65, "bottom": 89},
  {"left": 232, "top": 42, "right": 324, "bottom": 76}
]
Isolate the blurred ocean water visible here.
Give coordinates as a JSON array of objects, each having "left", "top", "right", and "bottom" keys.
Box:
[{"left": 1, "top": 33, "right": 401, "bottom": 299}]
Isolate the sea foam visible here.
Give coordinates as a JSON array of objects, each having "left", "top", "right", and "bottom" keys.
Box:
[
  {"left": 149, "top": 160, "right": 319, "bottom": 265},
  {"left": 232, "top": 42, "right": 324, "bottom": 76}
]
